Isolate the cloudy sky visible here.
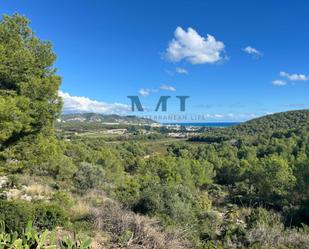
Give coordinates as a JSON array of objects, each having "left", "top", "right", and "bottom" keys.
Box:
[{"left": 3, "top": 0, "right": 309, "bottom": 121}]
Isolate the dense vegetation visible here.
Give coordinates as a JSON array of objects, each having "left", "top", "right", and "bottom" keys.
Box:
[
  {"left": 195, "top": 110, "right": 309, "bottom": 139},
  {"left": 1, "top": 14, "right": 309, "bottom": 248}
]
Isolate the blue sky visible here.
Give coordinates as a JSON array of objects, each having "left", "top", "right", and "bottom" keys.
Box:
[{"left": 2, "top": 0, "right": 309, "bottom": 122}]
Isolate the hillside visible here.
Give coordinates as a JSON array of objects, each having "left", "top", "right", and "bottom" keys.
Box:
[
  {"left": 193, "top": 110, "right": 309, "bottom": 143},
  {"left": 59, "top": 113, "right": 157, "bottom": 125},
  {"left": 234, "top": 109, "right": 309, "bottom": 135}
]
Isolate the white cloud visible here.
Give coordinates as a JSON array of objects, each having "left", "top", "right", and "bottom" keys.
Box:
[
  {"left": 272, "top": 80, "right": 287, "bottom": 86},
  {"left": 175, "top": 67, "right": 188, "bottom": 74},
  {"left": 280, "top": 71, "right": 309, "bottom": 81},
  {"left": 139, "top": 85, "right": 176, "bottom": 96},
  {"left": 272, "top": 72, "right": 309, "bottom": 86},
  {"left": 165, "top": 27, "right": 225, "bottom": 64},
  {"left": 243, "top": 46, "right": 262, "bottom": 57},
  {"left": 160, "top": 84, "right": 176, "bottom": 91},
  {"left": 138, "top": 88, "right": 159, "bottom": 96},
  {"left": 139, "top": 88, "right": 151, "bottom": 96},
  {"left": 59, "top": 91, "right": 130, "bottom": 114}
]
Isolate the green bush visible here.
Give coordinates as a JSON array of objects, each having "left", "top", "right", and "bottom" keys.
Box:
[
  {"left": 7, "top": 174, "right": 21, "bottom": 189},
  {"left": 0, "top": 200, "right": 34, "bottom": 233},
  {"left": 34, "top": 203, "right": 68, "bottom": 230},
  {"left": 246, "top": 208, "right": 281, "bottom": 228},
  {"left": 73, "top": 162, "right": 104, "bottom": 194},
  {"left": 52, "top": 191, "right": 74, "bottom": 209},
  {"left": 133, "top": 184, "right": 199, "bottom": 227},
  {"left": 0, "top": 200, "right": 68, "bottom": 233},
  {"left": 198, "top": 211, "right": 223, "bottom": 241}
]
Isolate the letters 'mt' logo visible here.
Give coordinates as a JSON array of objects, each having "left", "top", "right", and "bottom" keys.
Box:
[{"left": 127, "top": 96, "right": 189, "bottom": 112}]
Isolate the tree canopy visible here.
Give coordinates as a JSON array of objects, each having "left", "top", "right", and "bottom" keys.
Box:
[{"left": 0, "top": 13, "right": 62, "bottom": 171}]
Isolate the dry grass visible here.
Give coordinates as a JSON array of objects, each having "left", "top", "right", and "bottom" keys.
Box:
[
  {"left": 247, "top": 224, "right": 309, "bottom": 249},
  {"left": 83, "top": 190, "right": 192, "bottom": 249},
  {"left": 71, "top": 199, "right": 92, "bottom": 220},
  {"left": 23, "top": 183, "right": 53, "bottom": 197}
]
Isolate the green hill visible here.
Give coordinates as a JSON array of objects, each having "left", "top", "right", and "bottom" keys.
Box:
[
  {"left": 234, "top": 109, "right": 309, "bottom": 135},
  {"left": 192, "top": 109, "right": 309, "bottom": 143}
]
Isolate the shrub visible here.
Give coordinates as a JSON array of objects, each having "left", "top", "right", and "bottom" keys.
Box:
[
  {"left": 7, "top": 174, "right": 21, "bottom": 188},
  {"left": 56, "top": 155, "right": 77, "bottom": 180},
  {"left": 52, "top": 191, "right": 74, "bottom": 209},
  {"left": 0, "top": 200, "right": 34, "bottom": 233},
  {"left": 115, "top": 177, "right": 141, "bottom": 206},
  {"left": 0, "top": 200, "right": 68, "bottom": 232},
  {"left": 246, "top": 208, "right": 281, "bottom": 229},
  {"left": 133, "top": 184, "right": 199, "bottom": 227},
  {"left": 92, "top": 191, "right": 190, "bottom": 249},
  {"left": 34, "top": 203, "right": 68, "bottom": 230},
  {"left": 133, "top": 185, "right": 162, "bottom": 215},
  {"left": 73, "top": 162, "right": 104, "bottom": 194},
  {"left": 198, "top": 211, "right": 223, "bottom": 241}
]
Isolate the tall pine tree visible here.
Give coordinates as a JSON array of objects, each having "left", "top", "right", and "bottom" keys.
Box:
[{"left": 0, "top": 14, "right": 63, "bottom": 172}]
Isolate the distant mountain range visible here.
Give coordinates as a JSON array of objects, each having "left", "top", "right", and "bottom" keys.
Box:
[
  {"left": 59, "top": 110, "right": 309, "bottom": 130},
  {"left": 59, "top": 113, "right": 157, "bottom": 125}
]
